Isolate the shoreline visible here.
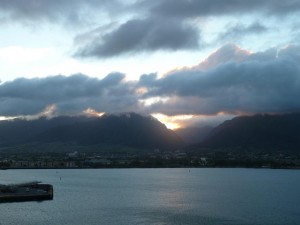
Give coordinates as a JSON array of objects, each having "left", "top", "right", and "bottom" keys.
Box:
[{"left": 2, "top": 166, "right": 300, "bottom": 170}]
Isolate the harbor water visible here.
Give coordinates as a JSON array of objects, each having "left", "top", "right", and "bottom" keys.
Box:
[{"left": 0, "top": 168, "right": 300, "bottom": 225}]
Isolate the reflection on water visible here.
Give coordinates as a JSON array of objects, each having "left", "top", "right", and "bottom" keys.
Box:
[{"left": 0, "top": 168, "right": 300, "bottom": 225}]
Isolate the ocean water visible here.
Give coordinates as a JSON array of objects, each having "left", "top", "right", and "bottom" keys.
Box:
[{"left": 0, "top": 168, "right": 299, "bottom": 225}]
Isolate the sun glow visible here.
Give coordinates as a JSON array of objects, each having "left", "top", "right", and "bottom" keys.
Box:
[{"left": 151, "top": 113, "right": 194, "bottom": 130}]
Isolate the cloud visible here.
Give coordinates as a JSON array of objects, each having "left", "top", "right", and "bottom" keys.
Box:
[
  {"left": 0, "top": 73, "right": 139, "bottom": 116},
  {"left": 3, "top": 0, "right": 293, "bottom": 58},
  {"left": 2, "top": 0, "right": 299, "bottom": 27},
  {"left": 139, "top": 44, "right": 300, "bottom": 115},
  {"left": 75, "top": 17, "right": 200, "bottom": 58},
  {"left": 1, "top": 44, "right": 300, "bottom": 121},
  {"left": 196, "top": 43, "right": 251, "bottom": 70},
  {"left": 0, "top": 0, "right": 122, "bottom": 25},
  {"left": 218, "top": 22, "right": 268, "bottom": 42},
  {"left": 147, "top": 0, "right": 300, "bottom": 18},
  {"left": 72, "top": 0, "right": 296, "bottom": 58}
]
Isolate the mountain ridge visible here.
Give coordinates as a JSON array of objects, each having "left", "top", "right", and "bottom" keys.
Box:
[
  {"left": 199, "top": 113, "right": 300, "bottom": 152},
  {"left": 0, "top": 113, "right": 184, "bottom": 151}
]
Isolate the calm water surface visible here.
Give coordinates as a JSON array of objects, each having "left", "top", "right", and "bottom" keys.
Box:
[{"left": 0, "top": 168, "right": 299, "bottom": 225}]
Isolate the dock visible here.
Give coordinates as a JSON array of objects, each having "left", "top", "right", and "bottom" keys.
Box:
[{"left": 0, "top": 181, "right": 53, "bottom": 203}]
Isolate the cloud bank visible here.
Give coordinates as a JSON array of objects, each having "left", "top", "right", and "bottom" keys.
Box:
[
  {"left": 1, "top": 44, "right": 300, "bottom": 120},
  {"left": 0, "top": 73, "right": 139, "bottom": 116},
  {"left": 139, "top": 44, "right": 300, "bottom": 115}
]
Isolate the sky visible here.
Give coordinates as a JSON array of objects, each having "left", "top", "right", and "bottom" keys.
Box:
[{"left": 0, "top": 0, "right": 300, "bottom": 129}]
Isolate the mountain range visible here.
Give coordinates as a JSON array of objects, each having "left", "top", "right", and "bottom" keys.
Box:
[
  {"left": 199, "top": 113, "right": 300, "bottom": 152},
  {"left": 1, "top": 112, "right": 300, "bottom": 153},
  {"left": 0, "top": 113, "right": 183, "bottom": 151}
]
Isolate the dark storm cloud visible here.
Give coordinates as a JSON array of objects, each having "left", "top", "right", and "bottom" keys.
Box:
[
  {"left": 75, "top": 18, "right": 200, "bottom": 58},
  {"left": 139, "top": 45, "right": 300, "bottom": 115},
  {"left": 146, "top": 0, "right": 300, "bottom": 18},
  {"left": 0, "top": 73, "right": 139, "bottom": 116}
]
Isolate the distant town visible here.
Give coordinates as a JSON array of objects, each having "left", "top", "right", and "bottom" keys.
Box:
[{"left": 1, "top": 149, "right": 300, "bottom": 169}]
